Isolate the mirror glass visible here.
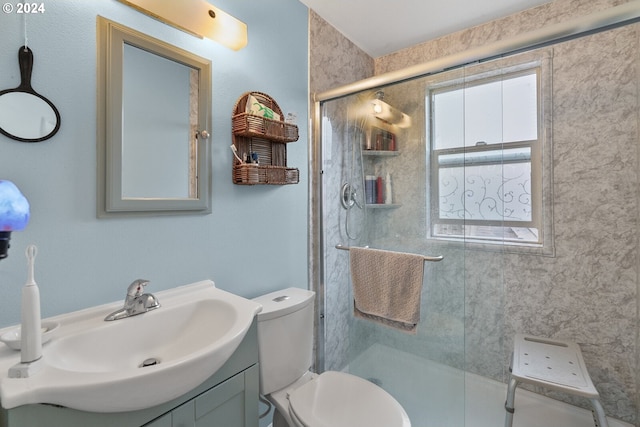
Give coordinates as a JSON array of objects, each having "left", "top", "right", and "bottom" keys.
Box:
[
  {"left": 97, "top": 17, "right": 211, "bottom": 215},
  {"left": 0, "top": 47, "right": 61, "bottom": 143},
  {"left": 121, "top": 43, "right": 198, "bottom": 199}
]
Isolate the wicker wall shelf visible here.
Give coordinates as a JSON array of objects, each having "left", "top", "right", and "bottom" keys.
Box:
[{"left": 231, "top": 92, "right": 299, "bottom": 185}]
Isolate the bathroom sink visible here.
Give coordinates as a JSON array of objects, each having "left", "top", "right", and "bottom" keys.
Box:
[
  {"left": 46, "top": 298, "right": 237, "bottom": 373},
  {"left": 0, "top": 280, "right": 262, "bottom": 412}
]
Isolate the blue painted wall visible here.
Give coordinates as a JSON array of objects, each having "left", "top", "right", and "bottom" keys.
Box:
[{"left": 0, "top": 0, "right": 309, "bottom": 328}]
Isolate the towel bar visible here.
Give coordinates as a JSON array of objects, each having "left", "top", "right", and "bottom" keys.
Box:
[{"left": 335, "top": 244, "right": 444, "bottom": 262}]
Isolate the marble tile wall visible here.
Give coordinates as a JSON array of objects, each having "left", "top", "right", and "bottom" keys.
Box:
[
  {"left": 309, "top": 11, "right": 374, "bottom": 94},
  {"left": 502, "top": 23, "right": 638, "bottom": 420},
  {"left": 310, "top": 0, "right": 639, "bottom": 423},
  {"left": 309, "top": 10, "right": 374, "bottom": 372},
  {"left": 374, "top": 0, "right": 631, "bottom": 75}
]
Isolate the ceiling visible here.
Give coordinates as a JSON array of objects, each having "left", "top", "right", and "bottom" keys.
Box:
[{"left": 298, "top": 0, "right": 552, "bottom": 57}]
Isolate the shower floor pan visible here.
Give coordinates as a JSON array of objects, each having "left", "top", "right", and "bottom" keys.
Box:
[{"left": 346, "top": 343, "right": 631, "bottom": 427}]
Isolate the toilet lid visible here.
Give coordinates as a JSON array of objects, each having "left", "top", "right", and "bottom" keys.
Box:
[{"left": 288, "top": 371, "right": 411, "bottom": 427}]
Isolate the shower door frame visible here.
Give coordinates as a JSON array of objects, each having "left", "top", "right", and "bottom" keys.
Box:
[{"left": 309, "top": 1, "right": 640, "bottom": 373}]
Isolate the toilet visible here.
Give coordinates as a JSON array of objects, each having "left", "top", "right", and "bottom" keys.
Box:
[{"left": 253, "top": 287, "right": 411, "bottom": 427}]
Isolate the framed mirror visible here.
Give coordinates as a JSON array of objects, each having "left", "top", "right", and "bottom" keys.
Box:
[{"left": 97, "top": 17, "right": 211, "bottom": 215}]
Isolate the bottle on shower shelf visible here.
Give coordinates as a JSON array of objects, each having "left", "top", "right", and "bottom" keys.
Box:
[{"left": 385, "top": 173, "right": 393, "bottom": 204}]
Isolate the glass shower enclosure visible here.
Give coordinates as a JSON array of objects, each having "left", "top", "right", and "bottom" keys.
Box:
[
  {"left": 317, "top": 70, "right": 493, "bottom": 427},
  {"left": 310, "top": 4, "right": 640, "bottom": 427}
]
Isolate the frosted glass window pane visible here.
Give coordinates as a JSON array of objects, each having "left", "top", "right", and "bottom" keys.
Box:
[{"left": 439, "top": 160, "right": 532, "bottom": 222}]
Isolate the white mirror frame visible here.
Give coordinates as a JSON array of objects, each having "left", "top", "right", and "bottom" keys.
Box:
[{"left": 97, "top": 17, "right": 212, "bottom": 216}]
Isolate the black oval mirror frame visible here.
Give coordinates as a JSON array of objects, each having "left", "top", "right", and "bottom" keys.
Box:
[{"left": 0, "top": 47, "right": 61, "bottom": 143}]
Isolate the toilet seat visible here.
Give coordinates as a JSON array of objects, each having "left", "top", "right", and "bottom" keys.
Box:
[{"left": 287, "top": 371, "right": 411, "bottom": 427}]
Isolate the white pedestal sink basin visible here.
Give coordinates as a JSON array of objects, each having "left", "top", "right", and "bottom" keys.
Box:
[{"left": 0, "top": 280, "right": 262, "bottom": 412}]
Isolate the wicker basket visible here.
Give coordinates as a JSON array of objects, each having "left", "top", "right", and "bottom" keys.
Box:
[
  {"left": 231, "top": 92, "right": 299, "bottom": 185},
  {"left": 232, "top": 113, "right": 298, "bottom": 142},
  {"left": 233, "top": 164, "right": 299, "bottom": 185}
]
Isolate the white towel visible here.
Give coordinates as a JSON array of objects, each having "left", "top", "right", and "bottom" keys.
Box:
[{"left": 349, "top": 247, "right": 425, "bottom": 334}]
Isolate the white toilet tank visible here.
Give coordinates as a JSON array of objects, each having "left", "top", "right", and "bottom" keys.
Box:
[{"left": 253, "top": 287, "right": 315, "bottom": 395}]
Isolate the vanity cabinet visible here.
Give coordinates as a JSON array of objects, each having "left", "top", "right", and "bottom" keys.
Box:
[
  {"left": 144, "top": 367, "right": 256, "bottom": 427},
  {"left": 0, "top": 322, "right": 259, "bottom": 427}
]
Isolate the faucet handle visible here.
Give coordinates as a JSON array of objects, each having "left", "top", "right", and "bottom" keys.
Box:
[{"left": 127, "top": 279, "right": 150, "bottom": 297}]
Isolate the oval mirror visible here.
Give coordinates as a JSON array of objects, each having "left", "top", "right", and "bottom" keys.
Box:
[{"left": 0, "top": 47, "right": 61, "bottom": 143}]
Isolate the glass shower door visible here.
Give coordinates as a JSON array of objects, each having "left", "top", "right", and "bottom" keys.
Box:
[{"left": 319, "top": 76, "right": 469, "bottom": 427}]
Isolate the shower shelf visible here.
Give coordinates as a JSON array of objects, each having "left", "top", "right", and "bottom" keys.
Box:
[
  {"left": 231, "top": 91, "right": 299, "bottom": 185},
  {"left": 363, "top": 148, "right": 399, "bottom": 206},
  {"left": 363, "top": 150, "right": 400, "bottom": 157},
  {"left": 366, "top": 203, "right": 401, "bottom": 209}
]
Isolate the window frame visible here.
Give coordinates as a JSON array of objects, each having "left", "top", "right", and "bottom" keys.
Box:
[{"left": 426, "top": 54, "right": 554, "bottom": 254}]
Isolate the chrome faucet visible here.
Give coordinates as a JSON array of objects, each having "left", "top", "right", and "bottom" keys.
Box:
[{"left": 104, "top": 279, "right": 161, "bottom": 321}]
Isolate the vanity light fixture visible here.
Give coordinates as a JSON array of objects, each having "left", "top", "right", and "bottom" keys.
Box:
[
  {"left": 0, "top": 180, "right": 30, "bottom": 260},
  {"left": 117, "top": 0, "right": 248, "bottom": 51}
]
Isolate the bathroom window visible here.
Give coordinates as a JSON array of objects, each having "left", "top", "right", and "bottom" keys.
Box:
[{"left": 427, "top": 56, "right": 553, "bottom": 253}]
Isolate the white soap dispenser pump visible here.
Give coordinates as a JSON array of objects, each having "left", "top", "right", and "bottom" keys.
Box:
[{"left": 8, "top": 244, "right": 43, "bottom": 378}]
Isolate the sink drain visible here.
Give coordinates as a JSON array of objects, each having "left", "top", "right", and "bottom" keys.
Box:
[{"left": 140, "top": 357, "right": 160, "bottom": 368}]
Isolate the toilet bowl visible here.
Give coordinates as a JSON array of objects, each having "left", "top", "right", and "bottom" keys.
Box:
[{"left": 253, "top": 288, "right": 411, "bottom": 427}]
